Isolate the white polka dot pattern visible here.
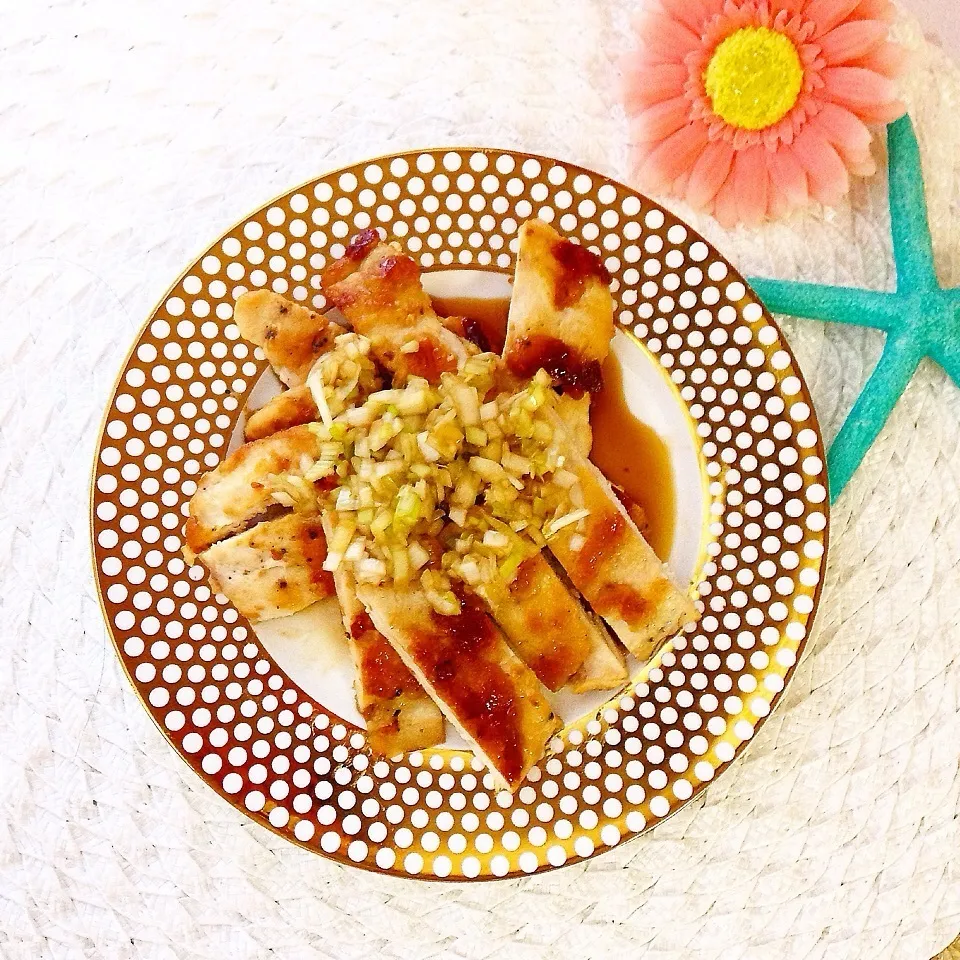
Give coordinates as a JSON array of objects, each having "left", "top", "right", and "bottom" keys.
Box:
[{"left": 91, "top": 149, "right": 828, "bottom": 880}]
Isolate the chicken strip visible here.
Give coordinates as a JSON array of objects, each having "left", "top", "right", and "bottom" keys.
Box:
[
  {"left": 478, "top": 553, "right": 625, "bottom": 693},
  {"left": 184, "top": 424, "right": 322, "bottom": 561},
  {"left": 322, "top": 230, "right": 477, "bottom": 383},
  {"left": 545, "top": 413, "right": 698, "bottom": 661},
  {"left": 234, "top": 290, "right": 345, "bottom": 387},
  {"left": 244, "top": 384, "right": 319, "bottom": 441},
  {"left": 355, "top": 583, "right": 560, "bottom": 792},
  {"left": 318, "top": 514, "right": 444, "bottom": 756},
  {"left": 503, "top": 219, "right": 614, "bottom": 395},
  {"left": 200, "top": 513, "right": 334, "bottom": 621},
  {"left": 553, "top": 392, "right": 592, "bottom": 457}
]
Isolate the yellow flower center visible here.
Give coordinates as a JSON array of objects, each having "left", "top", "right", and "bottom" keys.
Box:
[{"left": 704, "top": 26, "right": 804, "bottom": 131}]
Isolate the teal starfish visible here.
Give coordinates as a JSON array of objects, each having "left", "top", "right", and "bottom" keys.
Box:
[{"left": 748, "top": 116, "right": 960, "bottom": 503}]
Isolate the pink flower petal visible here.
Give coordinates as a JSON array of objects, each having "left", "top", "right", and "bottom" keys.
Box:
[
  {"left": 636, "top": 13, "right": 703, "bottom": 64},
  {"left": 732, "top": 148, "right": 771, "bottom": 224},
  {"left": 772, "top": 0, "right": 808, "bottom": 17},
  {"left": 631, "top": 96, "right": 694, "bottom": 143},
  {"left": 847, "top": 153, "right": 878, "bottom": 177},
  {"left": 656, "top": 0, "right": 719, "bottom": 34},
  {"left": 636, "top": 123, "right": 710, "bottom": 194},
  {"left": 813, "top": 102, "right": 874, "bottom": 170},
  {"left": 704, "top": 3, "right": 756, "bottom": 47},
  {"left": 711, "top": 178, "right": 742, "bottom": 227},
  {"left": 821, "top": 65, "right": 901, "bottom": 120},
  {"left": 766, "top": 147, "right": 809, "bottom": 214},
  {"left": 622, "top": 62, "right": 690, "bottom": 113},
  {"left": 818, "top": 19, "right": 887, "bottom": 64},
  {"left": 858, "top": 97, "right": 907, "bottom": 124},
  {"left": 804, "top": 0, "right": 861, "bottom": 37},
  {"left": 791, "top": 123, "right": 850, "bottom": 206},
  {"left": 850, "top": 42, "right": 909, "bottom": 79},
  {"left": 685, "top": 139, "right": 736, "bottom": 209},
  {"left": 672, "top": 168, "right": 693, "bottom": 199},
  {"left": 850, "top": 0, "right": 895, "bottom": 22}
]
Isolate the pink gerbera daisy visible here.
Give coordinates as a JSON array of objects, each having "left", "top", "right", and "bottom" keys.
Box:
[{"left": 622, "top": 0, "right": 907, "bottom": 225}]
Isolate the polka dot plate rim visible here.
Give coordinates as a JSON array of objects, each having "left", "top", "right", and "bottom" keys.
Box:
[{"left": 90, "top": 147, "right": 829, "bottom": 880}]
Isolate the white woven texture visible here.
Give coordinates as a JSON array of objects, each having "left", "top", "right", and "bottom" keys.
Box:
[{"left": 1, "top": 2, "right": 958, "bottom": 958}]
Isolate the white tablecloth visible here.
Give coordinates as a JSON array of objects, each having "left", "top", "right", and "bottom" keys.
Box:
[{"left": 2, "top": 2, "right": 959, "bottom": 958}]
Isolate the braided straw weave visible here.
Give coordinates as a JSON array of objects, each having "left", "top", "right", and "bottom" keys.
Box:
[{"left": 0, "top": 1, "right": 958, "bottom": 957}]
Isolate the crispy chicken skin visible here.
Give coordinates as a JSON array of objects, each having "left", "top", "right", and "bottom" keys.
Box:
[
  {"left": 321, "top": 230, "right": 476, "bottom": 383},
  {"left": 234, "top": 290, "right": 345, "bottom": 387},
  {"left": 321, "top": 515, "right": 444, "bottom": 756},
  {"left": 200, "top": 513, "right": 334, "bottom": 622},
  {"left": 503, "top": 219, "right": 614, "bottom": 395},
  {"left": 183, "top": 424, "right": 322, "bottom": 561},
  {"left": 244, "top": 384, "right": 319, "bottom": 441},
  {"left": 356, "top": 583, "right": 560, "bottom": 791}
]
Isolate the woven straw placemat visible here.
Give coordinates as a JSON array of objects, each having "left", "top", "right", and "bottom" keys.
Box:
[{"left": 1, "top": 2, "right": 958, "bottom": 958}]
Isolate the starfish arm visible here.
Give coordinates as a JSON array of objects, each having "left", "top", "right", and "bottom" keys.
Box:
[
  {"left": 887, "top": 116, "right": 940, "bottom": 293},
  {"left": 747, "top": 278, "right": 897, "bottom": 330},
  {"left": 929, "top": 336, "right": 960, "bottom": 390},
  {"left": 828, "top": 332, "right": 925, "bottom": 502}
]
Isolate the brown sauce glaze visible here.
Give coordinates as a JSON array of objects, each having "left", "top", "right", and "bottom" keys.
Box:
[
  {"left": 319, "top": 228, "right": 381, "bottom": 286},
  {"left": 403, "top": 337, "right": 458, "bottom": 382},
  {"left": 551, "top": 237, "right": 612, "bottom": 310},
  {"left": 589, "top": 352, "right": 676, "bottom": 561},
  {"left": 592, "top": 577, "right": 669, "bottom": 624},
  {"left": 350, "top": 611, "right": 375, "bottom": 639},
  {"left": 295, "top": 520, "right": 334, "bottom": 589},
  {"left": 431, "top": 296, "right": 510, "bottom": 355},
  {"left": 412, "top": 595, "right": 522, "bottom": 784},
  {"left": 376, "top": 254, "right": 418, "bottom": 282},
  {"left": 570, "top": 510, "right": 626, "bottom": 585},
  {"left": 506, "top": 335, "right": 603, "bottom": 396},
  {"left": 508, "top": 556, "right": 539, "bottom": 596},
  {"left": 354, "top": 626, "right": 418, "bottom": 701}
]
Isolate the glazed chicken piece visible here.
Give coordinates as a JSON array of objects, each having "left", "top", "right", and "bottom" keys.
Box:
[
  {"left": 322, "top": 236, "right": 627, "bottom": 691},
  {"left": 321, "top": 514, "right": 445, "bottom": 756},
  {"left": 198, "top": 293, "right": 444, "bottom": 755},
  {"left": 504, "top": 221, "right": 696, "bottom": 658},
  {"left": 183, "top": 424, "right": 322, "bottom": 561},
  {"left": 322, "top": 229, "right": 477, "bottom": 383},
  {"left": 244, "top": 384, "right": 319, "bottom": 441},
  {"left": 503, "top": 219, "right": 615, "bottom": 395},
  {"left": 477, "top": 552, "right": 626, "bottom": 693},
  {"left": 543, "top": 412, "right": 698, "bottom": 661},
  {"left": 234, "top": 290, "right": 345, "bottom": 387},
  {"left": 355, "top": 583, "right": 560, "bottom": 791},
  {"left": 200, "top": 513, "right": 334, "bottom": 622}
]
